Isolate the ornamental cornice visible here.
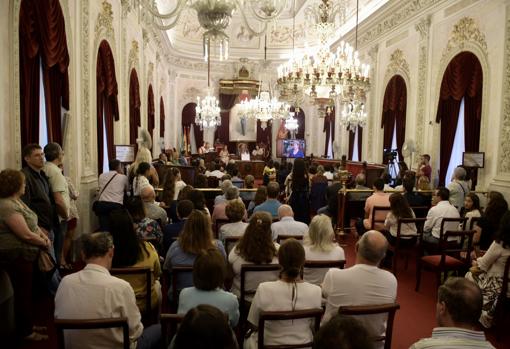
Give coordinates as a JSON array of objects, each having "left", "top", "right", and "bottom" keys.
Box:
[
  {"left": 384, "top": 49, "right": 410, "bottom": 84},
  {"left": 128, "top": 40, "right": 139, "bottom": 71},
  {"left": 81, "top": 0, "right": 92, "bottom": 172},
  {"left": 415, "top": 15, "right": 432, "bottom": 41},
  {"left": 94, "top": 1, "right": 114, "bottom": 43},
  {"left": 498, "top": 9, "right": 510, "bottom": 173},
  {"left": 440, "top": 17, "right": 487, "bottom": 67}
]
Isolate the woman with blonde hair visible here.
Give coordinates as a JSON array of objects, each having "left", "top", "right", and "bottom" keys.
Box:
[
  {"left": 228, "top": 212, "right": 279, "bottom": 298},
  {"left": 163, "top": 210, "right": 226, "bottom": 296},
  {"left": 303, "top": 214, "right": 345, "bottom": 285}
]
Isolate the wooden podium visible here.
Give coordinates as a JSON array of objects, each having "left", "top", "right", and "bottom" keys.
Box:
[{"left": 312, "top": 159, "right": 385, "bottom": 188}]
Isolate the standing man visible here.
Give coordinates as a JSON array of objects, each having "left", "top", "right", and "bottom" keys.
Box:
[
  {"left": 44, "top": 142, "right": 70, "bottom": 266},
  {"left": 418, "top": 154, "right": 432, "bottom": 181},
  {"left": 95, "top": 159, "right": 129, "bottom": 231}
]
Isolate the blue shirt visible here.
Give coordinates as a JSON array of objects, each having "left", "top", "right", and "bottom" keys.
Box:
[
  {"left": 178, "top": 287, "right": 239, "bottom": 327},
  {"left": 253, "top": 199, "right": 282, "bottom": 218}
]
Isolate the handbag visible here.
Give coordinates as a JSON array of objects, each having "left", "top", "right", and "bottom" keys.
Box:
[
  {"left": 38, "top": 249, "right": 56, "bottom": 273},
  {"left": 92, "top": 173, "right": 118, "bottom": 212}
]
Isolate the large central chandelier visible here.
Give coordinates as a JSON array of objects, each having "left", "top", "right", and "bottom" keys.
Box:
[
  {"left": 148, "top": 0, "right": 287, "bottom": 60},
  {"left": 238, "top": 91, "right": 289, "bottom": 130},
  {"left": 276, "top": 0, "right": 370, "bottom": 100},
  {"left": 341, "top": 98, "right": 366, "bottom": 132},
  {"left": 195, "top": 41, "right": 221, "bottom": 129}
]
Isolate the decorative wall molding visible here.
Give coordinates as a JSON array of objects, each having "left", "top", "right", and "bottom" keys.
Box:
[
  {"left": 384, "top": 49, "right": 411, "bottom": 84},
  {"left": 147, "top": 62, "right": 154, "bottom": 85},
  {"left": 128, "top": 40, "right": 139, "bottom": 73},
  {"left": 498, "top": 8, "right": 510, "bottom": 173},
  {"left": 94, "top": 1, "right": 114, "bottom": 44},
  {"left": 81, "top": 0, "right": 92, "bottom": 174},
  {"left": 12, "top": 0, "right": 22, "bottom": 168},
  {"left": 367, "top": 44, "right": 379, "bottom": 158}
]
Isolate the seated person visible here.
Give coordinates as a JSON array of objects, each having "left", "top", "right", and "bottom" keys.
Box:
[
  {"left": 271, "top": 204, "right": 309, "bottom": 241},
  {"left": 239, "top": 143, "right": 250, "bottom": 161},
  {"left": 314, "top": 315, "right": 374, "bottom": 349},
  {"left": 162, "top": 200, "right": 193, "bottom": 254},
  {"left": 212, "top": 187, "right": 245, "bottom": 223},
  {"left": 348, "top": 173, "right": 371, "bottom": 201},
  {"left": 247, "top": 186, "right": 267, "bottom": 216},
  {"left": 125, "top": 196, "right": 162, "bottom": 242},
  {"left": 207, "top": 163, "right": 225, "bottom": 179},
  {"left": 54, "top": 232, "right": 161, "bottom": 349},
  {"left": 252, "top": 145, "right": 265, "bottom": 157},
  {"left": 240, "top": 175, "right": 256, "bottom": 202},
  {"left": 219, "top": 200, "right": 249, "bottom": 242},
  {"left": 253, "top": 182, "right": 281, "bottom": 218},
  {"left": 262, "top": 160, "right": 276, "bottom": 186},
  {"left": 178, "top": 249, "right": 239, "bottom": 327},
  {"left": 214, "top": 180, "right": 232, "bottom": 206},
  {"left": 355, "top": 179, "right": 389, "bottom": 235},
  {"left": 384, "top": 193, "right": 417, "bottom": 245},
  {"left": 228, "top": 212, "right": 279, "bottom": 298},
  {"left": 230, "top": 168, "right": 244, "bottom": 188},
  {"left": 198, "top": 142, "right": 209, "bottom": 155},
  {"left": 109, "top": 210, "right": 161, "bottom": 313},
  {"left": 474, "top": 191, "right": 508, "bottom": 252},
  {"left": 402, "top": 177, "right": 426, "bottom": 207},
  {"left": 244, "top": 239, "right": 322, "bottom": 349},
  {"left": 219, "top": 145, "right": 230, "bottom": 165},
  {"left": 423, "top": 187, "right": 460, "bottom": 244},
  {"left": 140, "top": 186, "right": 168, "bottom": 225}
]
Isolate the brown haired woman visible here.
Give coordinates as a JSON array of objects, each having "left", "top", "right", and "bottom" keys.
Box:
[
  {"left": 0, "top": 169, "right": 51, "bottom": 341},
  {"left": 384, "top": 192, "right": 417, "bottom": 246},
  {"left": 228, "top": 212, "right": 279, "bottom": 298},
  {"left": 163, "top": 210, "right": 226, "bottom": 298}
]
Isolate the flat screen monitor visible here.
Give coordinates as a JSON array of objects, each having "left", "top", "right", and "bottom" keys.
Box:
[
  {"left": 115, "top": 145, "right": 135, "bottom": 163},
  {"left": 282, "top": 139, "right": 306, "bottom": 158},
  {"left": 463, "top": 152, "right": 485, "bottom": 168}
]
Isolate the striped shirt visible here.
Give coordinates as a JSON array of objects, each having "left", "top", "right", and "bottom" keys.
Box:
[{"left": 410, "top": 327, "right": 495, "bottom": 348}]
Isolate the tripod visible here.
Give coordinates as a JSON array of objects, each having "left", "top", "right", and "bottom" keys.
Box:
[{"left": 386, "top": 159, "right": 398, "bottom": 186}]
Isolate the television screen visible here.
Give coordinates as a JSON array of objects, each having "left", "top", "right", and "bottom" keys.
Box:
[{"left": 282, "top": 139, "right": 306, "bottom": 158}]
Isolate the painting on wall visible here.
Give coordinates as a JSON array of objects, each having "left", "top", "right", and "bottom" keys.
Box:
[{"left": 229, "top": 104, "right": 257, "bottom": 141}]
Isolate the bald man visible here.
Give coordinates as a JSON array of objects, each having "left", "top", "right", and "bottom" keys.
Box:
[
  {"left": 271, "top": 204, "right": 308, "bottom": 241},
  {"left": 141, "top": 185, "right": 168, "bottom": 225},
  {"left": 322, "top": 231, "right": 397, "bottom": 348}
]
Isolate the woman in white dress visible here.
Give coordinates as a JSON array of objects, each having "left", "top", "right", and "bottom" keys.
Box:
[
  {"left": 132, "top": 162, "right": 151, "bottom": 196},
  {"left": 303, "top": 214, "right": 345, "bottom": 285},
  {"left": 244, "top": 239, "right": 322, "bottom": 349}
]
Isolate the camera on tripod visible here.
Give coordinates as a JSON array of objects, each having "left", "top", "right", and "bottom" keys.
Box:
[{"left": 383, "top": 148, "right": 398, "bottom": 162}]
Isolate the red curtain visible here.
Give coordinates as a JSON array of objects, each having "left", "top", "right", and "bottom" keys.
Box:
[
  {"left": 160, "top": 97, "right": 165, "bottom": 138},
  {"left": 129, "top": 69, "right": 141, "bottom": 145},
  {"left": 348, "top": 126, "right": 363, "bottom": 160},
  {"left": 215, "top": 94, "right": 237, "bottom": 144},
  {"left": 256, "top": 120, "right": 272, "bottom": 153},
  {"left": 381, "top": 75, "right": 406, "bottom": 160},
  {"left": 182, "top": 103, "right": 203, "bottom": 151},
  {"left": 323, "top": 107, "right": 336, "bottom": 157},
  {"left": 436, "top": 52, "right": 483, "bottom": 185},
  {"left": 291, "top": 107, "right": 306, "bottom": 140},
  {"left": 19, "top": 0, "right": 69, "bottom": 147},
  {"left": 147, "top": 85, "right": 155, "bottom": 137},
  {"left": 96, "top": 40, "right": 119, "bottom": 175}
]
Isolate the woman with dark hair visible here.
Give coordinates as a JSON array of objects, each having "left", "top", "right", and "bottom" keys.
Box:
[
  {"left": 460, "top": 192, "right": 482, "bottom": 230},
  {"left": 124, "top": 196, "right": 162, "bottom": 242},
  {"left": 160, "top": 169, "right": 176, "bottom": 208},
  {"left": 314, "top": 314, "right": 374, "bottom": 349},
  {"left": 132, "top": 162, "right": 151, "bottom": 196},
  {"left": 109, "top": 209, "right": 161, "bottom": 313},
  {"left": 474, "top": 191, "right": 509, "bottom": 253},
  {"left": 244, "top": 239, "right": 322, "bottom": 349},
  {"left": 466, "top": 210, "right": 510, "bottom": 328},
  {"left": 163, "top": 210, "right": 225, "bottom": 295},
  {"left": 173, "top": 304, "right": 238, "bottom": 349},
  {"left": 286, "top": 158, "right": 310, "bottom": 224},
  {"left": 247, "top": 186, "right": 267, "bottom": 215},
  {"left": 228, "top": 212, "right": 279, "bottom": 298},
  {"left": 178, "top": 249, "right": 239, "bottom": 327},
  {"left": 384, "top": 193, "right": 417, "bottom": 245},
  {"left": 187, "top": 189, "right": 210, "bottom": 216}
]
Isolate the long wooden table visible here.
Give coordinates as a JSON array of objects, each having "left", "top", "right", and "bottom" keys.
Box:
[{"left": 312, "top": 159, "right": 386, "bottom": 188}]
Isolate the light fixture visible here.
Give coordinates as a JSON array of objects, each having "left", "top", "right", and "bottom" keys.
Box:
[
  {"left": 195, "top": 41, "right": 221, "bottom": 130},
  {"left": 148, "top": 0, "right": 287, "bottom": 61},
  {"left": 276, "top": 0, "right": 370, "bottom": 100},
  {"left": 341, "top": 98, "right": 367, "bottom": 132},
  {"left": 285, "top": 111, "right": 299, "bottom": 134}
]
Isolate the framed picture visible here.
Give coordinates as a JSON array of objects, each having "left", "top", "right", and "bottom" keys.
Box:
[
  {"left": 229, "top": 104, "right": 257, "bottom": 141},
  {"left": 115, "top": 145, "right": 136, "bottom": 163},
  {"left": 462, "top": 152, "right": 485, "bottom": 168}
]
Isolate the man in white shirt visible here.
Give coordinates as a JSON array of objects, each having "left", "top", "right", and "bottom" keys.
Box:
[
  {"left": 410, "top": 278, "right": 495, "bottom": 349},
  {"left": 141, "top": 186, "right": 168, "bottom": 225},
  {"left": 54, "top": 232, "right": 161, "bottom": 349},
  {"left": 271, "top": 205, "right": 308, "bottom": 241},
  {"left": 322, "top": 230, "right": 397, "bottom": 347},
  {"left": 423, "top": 187, "right": 460, "bottom": 244},
  {"left": 94, "top": 159, "right": 129, "bottom": 231}
]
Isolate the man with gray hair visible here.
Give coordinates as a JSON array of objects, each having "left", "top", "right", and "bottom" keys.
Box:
[
  {"left": 322, "top": 230, "right": 397, "bottom": 347},
  {"left": 214, "top": 179, "right": 233, "bottom": 205},
  {"left": 212, "top": 186, "right": 245, "bottom": 223},
  {"left": 141, "top": 185, "right": 168, "bottom": 225},
  {"left": 410, "top": 277, "right": 494, "bottom": 348},
  {"left": 55, "top": 232, "right": 161, "bottom": 348},
  {"left": 271, "top": 204, "right": 308, "bottom": 241},
  {"left": 447, "top": 166, "right": 470, "bottom": 211}
]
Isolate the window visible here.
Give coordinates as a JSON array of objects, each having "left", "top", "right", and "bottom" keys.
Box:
[
  {"left": 38, "top": 63, "right": 48, "bottom": 149},
  {"left": 445, "top": 98, "right": 465, "bottom": 184},
  {"left": 352, "top": 127, "right": 360, "bottom": 162}
]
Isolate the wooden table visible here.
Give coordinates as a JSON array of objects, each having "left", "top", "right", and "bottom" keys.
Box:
[{"left": 312, "top": 159, "right": 385, "bottom": 187}]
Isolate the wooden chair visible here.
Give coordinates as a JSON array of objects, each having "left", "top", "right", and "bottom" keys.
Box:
[
  {"left": 224, "top": 236, "right": 242, "bottom": 255},
  {"left": 170, "top": 265, "right": 194, "bottom": 312},
  {"left": 416, "top": 229, "right": 474, "bottom": 291},
  {"left": 468, "top": 216, "right": 480, "bottom": 231},
  {"left": 214, "top": 218, "right": 231, "bottom": 239},
  {"left": 160, "top": 313, "right": 185, "bottom": 347},
  {"left": 110, "top": 267, "right": 152, "bottom": 321},
  {"left": 257, "top": 308, "right": 324, "bottom": 349},
  {"left": 55, "top": 317, "right": 130, "bottom": 349},
  {"left": 338, "top": 303, "right": 400, "bottom": 349},
  {"left": 371, "top": 206, "right": 391, "bottom": 230},
  {"left": 239, "top": 264, "right": 281, "bottom": 332},
  {"left": 494, "top": 256, "right": 510, "bottom": 341},
  {"left": 303, "top": 260, "right": 345, "bottom": 285},
  {"left": 420, "top": 217, "right": 467, "bottom": 255},
  {"left": 387, "top": 218, "right": 426, "bottom": 275},
  {"left": 410, "top": 206, "right": 429, "bottom": 219},
  {"left": 276, "top": 235, "right": 304, "bottom": 244}
]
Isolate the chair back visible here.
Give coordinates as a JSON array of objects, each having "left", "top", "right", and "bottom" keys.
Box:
[
  {"left": 303, "top": 260, "right": 345, "bottom": 285},
  {"left": 171, "top": 265, "right": 194, "bottom": 310},
  {"left": 224, "top": 236, "right": 241, "bottom": 255},
  {"left": 55, "top": 317, "right": 130, "bottom": 349},
  {"left": 440, "top": 230, "right": 475, "bottom": 266},
  {"left": 338, "top": 303, "right": 400, "bottom": 349},
  {"left": 215, "top": 218, "right": 231, "bottom": 239},
  {"left": 160, "top": 313, "right": 185, "bottom": 347},
  {"left": 276, "top": 235, "right": 304, "bottom": 244},
  {"left": 257, "top": 308, "right": 324, "bottom": 349},
  {"left": 468, "top": 216, "right": 480, "bottom": 231},
  {"left": 410, "top": 206, "right": 429, "bottom": 219},
  {"left": 207, "top": 176, "right": 220, "bottom": 188},
  {"left": 110, "top": 267, "right": 152, "bottom": 319},
  {"left": 371, "top": 206, "right": 391, "bottom": 229},
  {"left": 439, "top": 217, "right": 467, "bottom": 240},
  {"left": 396, "top": 218, "right": 427, "bottom": 240}
]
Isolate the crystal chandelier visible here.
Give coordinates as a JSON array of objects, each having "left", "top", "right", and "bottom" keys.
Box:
[
  {"left": 341, "top": 98, "right": 367, "bottom": 132},
  {"left": 284, "top": 111, "right": 299, "bottom": 132},
  {"left": 276, "top": 0, "right": 370, "bottom": 100},
  {"left": 148, "top": 0, "right": 287, "bottom": 60},
  {"left": 238, "top": 91, "right": 290, "bottom": 130},
  {"left": 195, "top": 41, "right": 221, "bottom": 129}
]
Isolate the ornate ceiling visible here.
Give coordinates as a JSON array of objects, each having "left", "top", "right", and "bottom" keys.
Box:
[{"left": 155, "top": 0, "right": 388, "bottom": 62}]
